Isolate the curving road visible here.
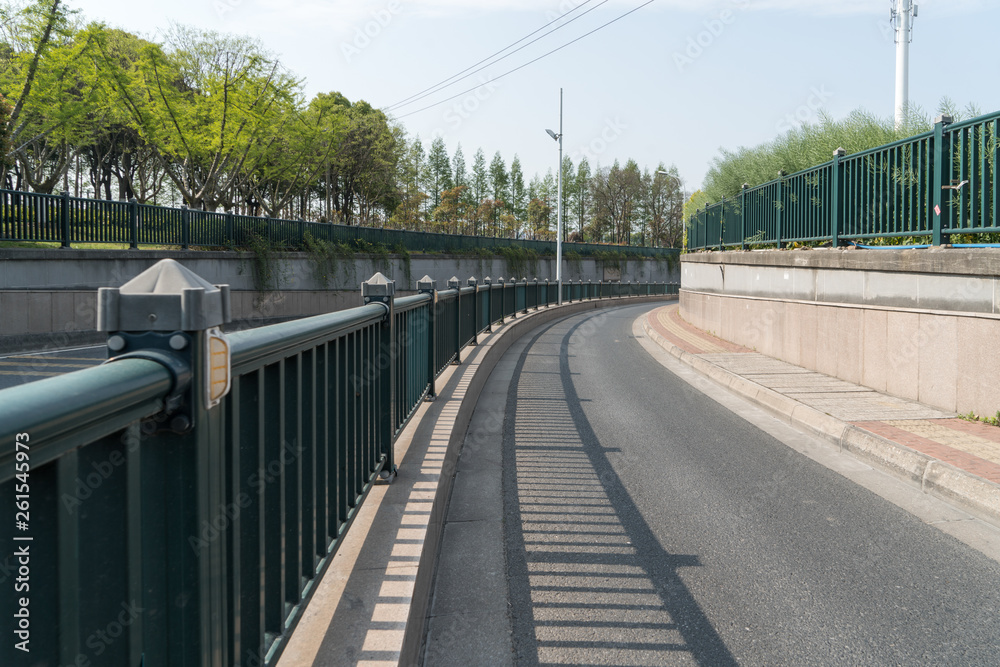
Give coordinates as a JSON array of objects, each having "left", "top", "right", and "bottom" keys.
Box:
[{"left": 425, "top": 303, "right": 1000, "bottom": 666}]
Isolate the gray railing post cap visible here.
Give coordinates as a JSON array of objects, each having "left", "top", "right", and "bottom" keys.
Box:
[
  {"left": 833, "top": 147, "right": 846, "bottom": 157},
  {"left": 935, "top": 114, "right": 954, "bottom": 125},
  {"left": 467, "top": 276, "right": 477, "bottom": 286},
  {"left": 97, "top": 258, "right": 231, "bottom": 332},
  {"left": 498, "top": 277, "right": 505, "bottom": 284},
  {"left": 363, "top": 272, "right": 396, "bottom": 298},
  {"left": 416, "top": 274, "right": 436, "bottom": 292},
  {"left": 484, "top": 276, "right": 492, "bottom": 284},
  {"left": 448, "top": 276, "right": 460, "bottom": 288}
]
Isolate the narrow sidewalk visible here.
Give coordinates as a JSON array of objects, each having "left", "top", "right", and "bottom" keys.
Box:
[{"left": 643, "top": 304, "right": 1000, "bottom": 523}]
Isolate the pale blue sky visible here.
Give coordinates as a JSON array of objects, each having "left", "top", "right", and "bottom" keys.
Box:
[{"left": 70, "top": 0, "right": 1000, "bottom": 195}]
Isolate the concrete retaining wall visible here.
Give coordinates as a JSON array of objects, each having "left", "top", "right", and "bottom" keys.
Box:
[
  {"left": 0, "top": 249, "right": 678, "bottom": 352},
  {"left": 680, "top": 248, "right": 1000, "bottom": 416}
]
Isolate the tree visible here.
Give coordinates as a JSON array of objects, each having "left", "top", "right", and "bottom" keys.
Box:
[
  {"left": 452, "top": 143, "right": 466, "bottom": 188},
  {"left": 470, "top": 148, "right": 488, "bottom": 235},
  {"left": 559, "top": 154, "right": 575, "bottom": 241},
  {"left": 589, "top": 160, "right": 642, "bottom": 244},
  {"left": 432, "top": 184, "right": 467, "bottom": 234},
  {"left": 393, "top": 134, "right": 426, "bottom": 228},
  {"left": 573, "top": 158, "right": 590, "bottom": 241},
  {"left": 526, "top": 197, "right": 551, "bottom": 240},
  {"left": 0, "top": 1, "right": 107, "bottom": 192},
  {"left": 110, "top": 25, "right": 300, "bottom": 210},
  {"left": 488, "top": 151, "right": 507, "bottom": 236},
  {"left": 509, "top": 154, "right": 526, "bottom": 234},
  {"left": 426, "top": 136, "right": 451, "bottom": 211},
  {"left": 647, "top": 164, "right": 685, "bottom": 247}
]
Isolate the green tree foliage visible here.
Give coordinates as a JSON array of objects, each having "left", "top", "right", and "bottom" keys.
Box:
[
  {"left": 509, "top": 154, "right": 526, "bottom": 231},
  {"left": 571, "top": 158, "right": 590, "bottom": 241},
  {"left": 488, "top": 150, "right": 508, "bottom": 236},
  {"left": 426, "top": 135, "right": 451, "bottom": 211},
  {"left": 0, "top": 0, "right": 106, "bottom": 192}
]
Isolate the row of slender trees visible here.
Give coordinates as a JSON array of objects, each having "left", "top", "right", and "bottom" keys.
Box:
[
  {"left": 0, "top": 0, "right": 684, "bottom": 246},
  {"left": 392, "top": 136, "right": 685, "bottom": 246}
]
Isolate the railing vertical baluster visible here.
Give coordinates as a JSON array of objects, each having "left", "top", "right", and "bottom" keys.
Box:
[
  {"left": 468, "top": 277, "right": 479, "bottom": 344},
  {"left": 60, "top": 190, "right": 70, "bottom": 248},
  {"left": 181, "top": 204, "right": 190, "bottom": 250},
  {"left": 362, "top": 272, "right": 397, "bottom": 479},
  {"left": 775, "top": 172, "right": 786, "bottom": 249},
  {"left": 448, "top": 277, "right": 462, "bottom": 363},
  {"left": 484, "top": 277, "right": 493, "bottom": 331},
  {"left": 830, "top": 147, "right": 846, "bottom": 248},
  {"left": 498, "top": 277, "right": 506, "bottom": 324},
  {"left": 417, "top": 275, "right": 437, "bottom": 398},
  {"left": 932, "top": 114, "right": 954, "bottom": 245},
  {"left": 128, "top": 197, "right": 139, "bottom": 249}
]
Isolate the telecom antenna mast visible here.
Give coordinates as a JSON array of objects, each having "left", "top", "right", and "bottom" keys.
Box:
[{"left": 891, "top": 0, "right": 917, "bottom": 130}]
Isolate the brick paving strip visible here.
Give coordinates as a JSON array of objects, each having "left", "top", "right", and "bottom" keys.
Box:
[{"left": 644, "top": 304, "right": 1000, "bottom": 522}]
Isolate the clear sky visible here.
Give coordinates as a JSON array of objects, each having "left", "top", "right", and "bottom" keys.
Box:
[{"left": 68, "top": 0, "right": 1000, "bottom": 195}]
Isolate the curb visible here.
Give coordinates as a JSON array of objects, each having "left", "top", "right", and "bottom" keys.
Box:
[{"left": 641, "top": 311, "right": 1000, "bottom": 526}]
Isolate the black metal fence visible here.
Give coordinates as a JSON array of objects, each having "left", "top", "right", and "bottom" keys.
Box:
[{"left": 0, "top": 187, "right": 679, "bottom": 260}]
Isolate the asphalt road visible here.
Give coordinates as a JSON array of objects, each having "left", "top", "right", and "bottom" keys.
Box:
[
  {"left": 0, "top": 345, "right": 105, "bottom": 390},
  {"left": 494, "top": 304, "right": 1000, "bottom": 666}
]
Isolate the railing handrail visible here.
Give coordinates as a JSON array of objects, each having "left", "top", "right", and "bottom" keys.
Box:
[
  {"left": 0, "top": 358, "right": 172, "bottom": 482},
  {"left": 230, "top": 303, "right": 387, "bottom": 373},
  {"left": 395, "top": 292, "right": 434, "bottom": 313}
]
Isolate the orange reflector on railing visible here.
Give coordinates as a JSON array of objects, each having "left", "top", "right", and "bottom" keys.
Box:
[{"left": 206, "top": 327, "right": 231, "bottom": 409}]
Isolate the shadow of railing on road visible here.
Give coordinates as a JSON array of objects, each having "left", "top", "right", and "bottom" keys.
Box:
[{"left": 503, "top": 315, "right": 738, "bottom": 666}]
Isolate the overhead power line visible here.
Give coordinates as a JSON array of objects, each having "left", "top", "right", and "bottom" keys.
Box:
[
  {"left": 385, "top": 0, "right": 608, "bottom": 112},
  {"left": 393, "top": 0, "right": 659, "bottom": 121}
]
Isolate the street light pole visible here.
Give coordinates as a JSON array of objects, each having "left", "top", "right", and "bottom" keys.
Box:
[{"left": 546, "top": 88, "right": 564, "bottom": 305}]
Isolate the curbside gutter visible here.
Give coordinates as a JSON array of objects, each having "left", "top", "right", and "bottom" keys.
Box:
[{"left": 641, "top": 312, "right": 1000, "bottom": 527}]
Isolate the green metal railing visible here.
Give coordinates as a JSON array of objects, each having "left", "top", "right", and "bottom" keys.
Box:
[
  {"left": 689, "top": 110, "right": 1000, "bottom": 250},
  {"left": 0, "top": 267, "right": 677, "bottom": 667},
  {"left": 0, "top": 187, "right": 678, "bottom": 260}
]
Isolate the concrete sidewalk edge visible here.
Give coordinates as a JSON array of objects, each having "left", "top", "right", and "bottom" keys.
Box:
[{"left": 641, "top": 311, "right": 1000, "bottom": 527}]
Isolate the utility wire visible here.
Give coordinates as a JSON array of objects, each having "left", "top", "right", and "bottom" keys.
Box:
[
  {"left": 393, "top": 0, "right": 658, "bottom": 120},
  {"left": 385, "top": 0, "right": 608, "bottom": 112}
]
